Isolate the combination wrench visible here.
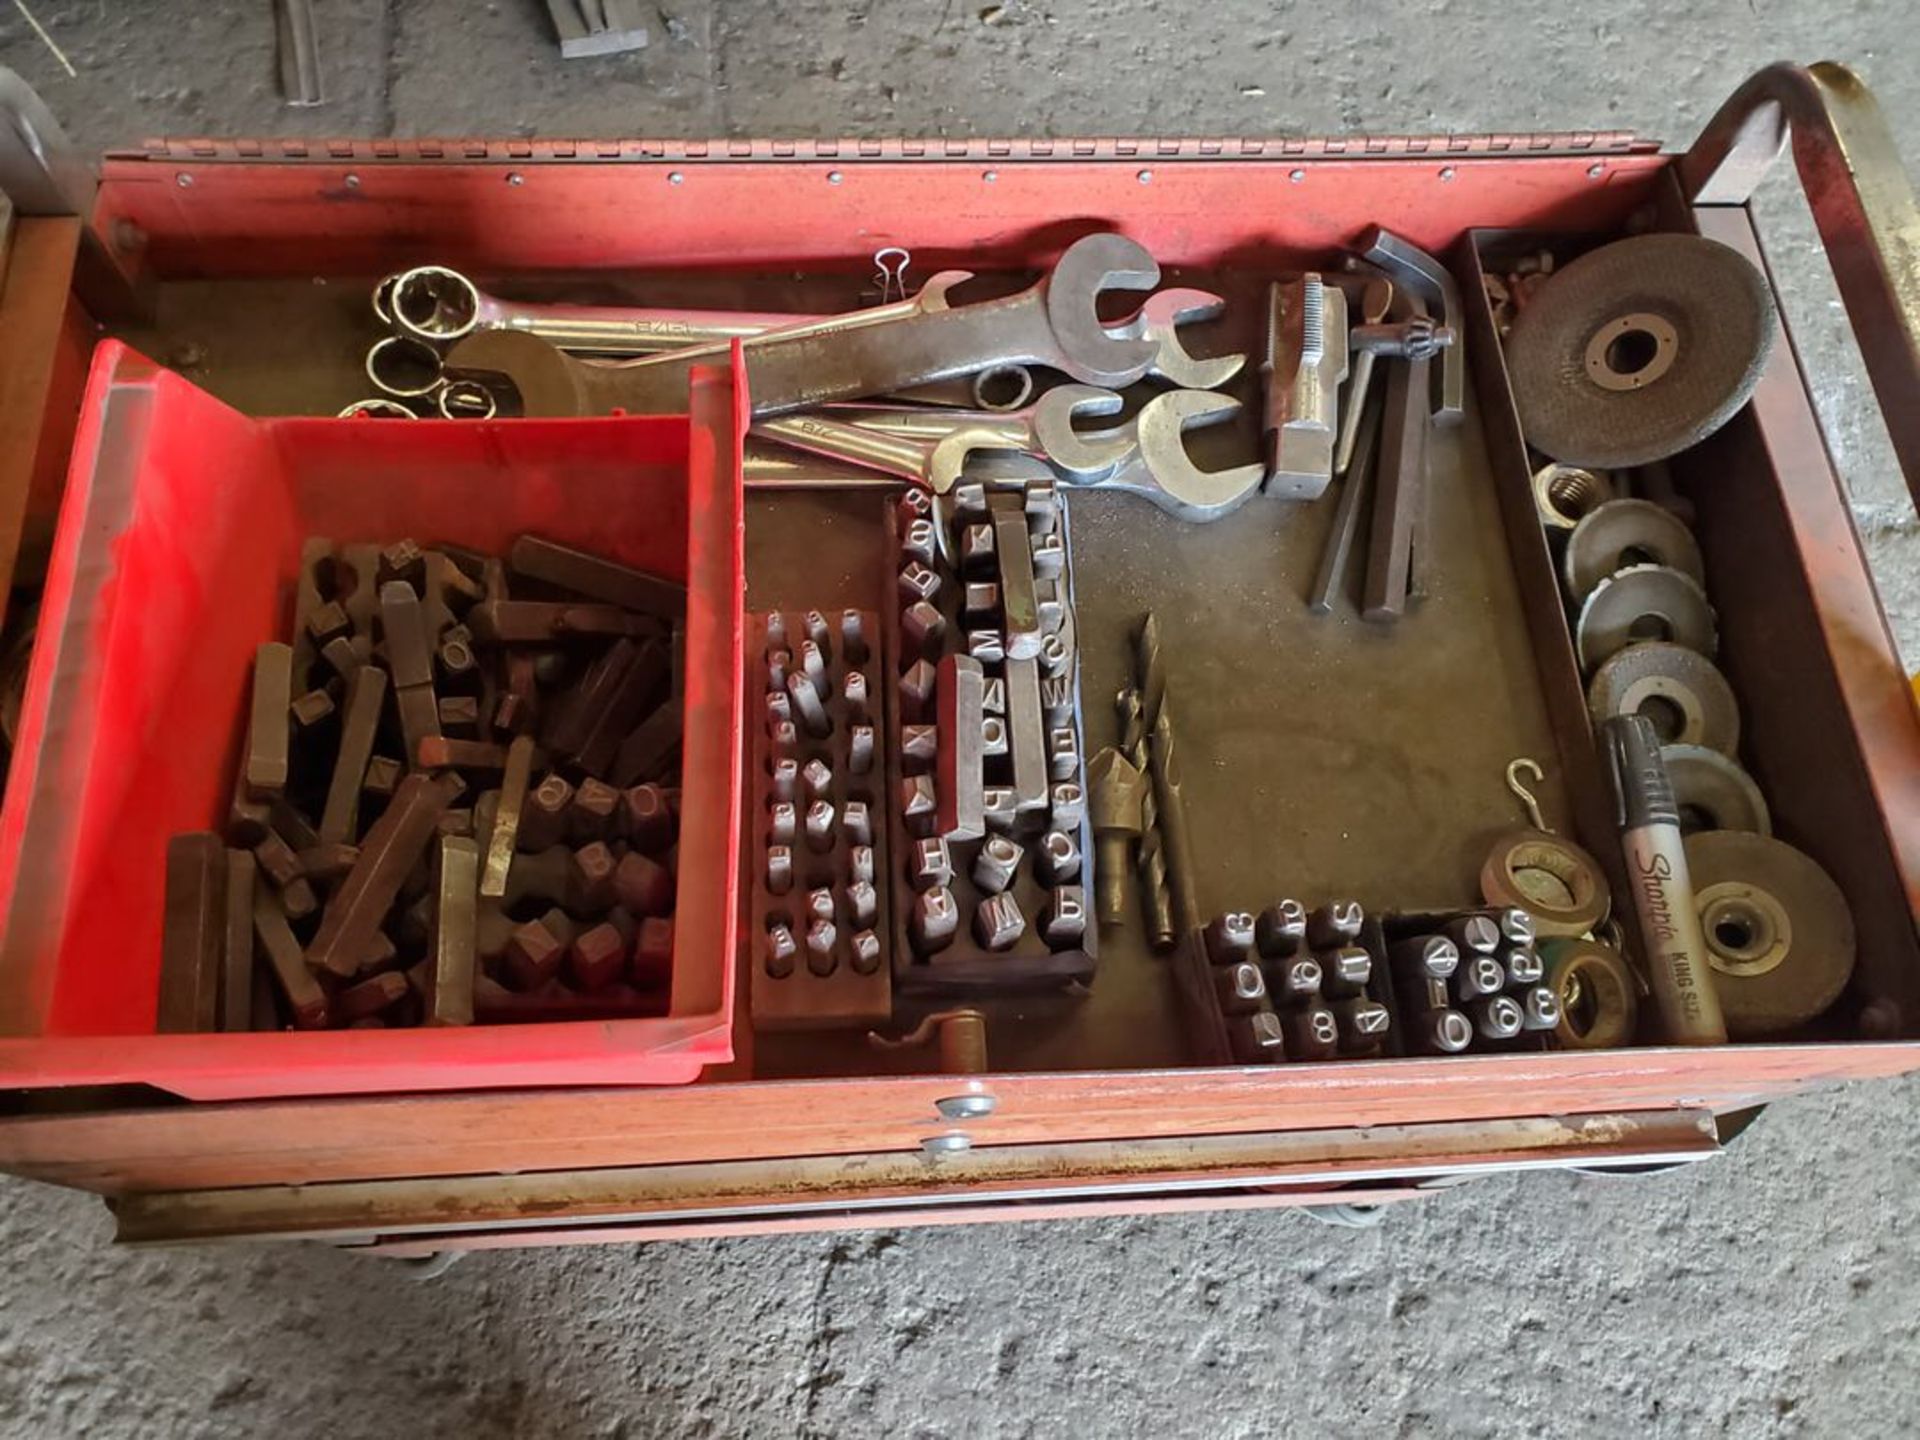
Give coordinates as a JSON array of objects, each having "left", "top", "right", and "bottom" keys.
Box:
[
  {"left": 389, "top": 265, "right": 812, "bottom": 354},
  {"left": 753, "top": 386, "right": 1129, "bottom": 493},
  {"left": 818, "top": 389, "right": 1130, "bottom": 478},
  {"left": 443, "top": 232, "right": 1164, "bottom": 418},
  {"left": 391, "top": 264, "right": 1240, "bottom": 392}
]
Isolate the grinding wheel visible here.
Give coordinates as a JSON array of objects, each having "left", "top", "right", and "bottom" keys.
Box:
[
  {"left": 1507, "top": 234, "right": 1776, "bottom": 468},
  {"left": 1563, "top": 499, "right": 1705, "bottom": 603},
  {"left": 1587, "top": 642, "right": 1741, "bottom": 755},
  {"left": 1684, "top": 830, "right": 1855, "bottom": 1038},
  {"left": 1574, "top": 563, "right": 1718, "bottom": 672},
  {"left": 1662, "top": 743, "right": 1771, "bottom": 835},
  {"left": 1479, "top": 826, "right": 1611, "bottom": 938},
  {"left": 1540, "top": 939, "right": 1640, "bottom": 1050}
]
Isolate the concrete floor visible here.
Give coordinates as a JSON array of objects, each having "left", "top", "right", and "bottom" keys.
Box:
[{"left": 2, "top": 2, "right": 1920, "bottom": 1436}]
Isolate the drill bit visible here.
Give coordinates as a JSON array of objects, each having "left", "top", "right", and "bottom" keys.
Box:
[
  {"left": 1134, "top": 613, "right": 1166, "bottom": 731},
  {"left": 1116, "top": 686, "right": 1175, "bottom": 951},
  {"left": 1148, "top": 692, "right": 1204, "bottom": 936}
]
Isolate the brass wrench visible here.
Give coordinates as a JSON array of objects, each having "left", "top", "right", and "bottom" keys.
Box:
[{"left": 444, "top": 232, "right": 1163, "bottom": 417}]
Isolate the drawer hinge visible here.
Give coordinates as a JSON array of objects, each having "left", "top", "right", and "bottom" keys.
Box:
[{"left": 114, "top": 131, "right": 1659, "bottom": 166}]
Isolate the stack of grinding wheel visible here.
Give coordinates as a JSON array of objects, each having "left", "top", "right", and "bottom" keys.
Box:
[{"left": 1505, "top": 234, "right": 1857, "bottom": 1041}]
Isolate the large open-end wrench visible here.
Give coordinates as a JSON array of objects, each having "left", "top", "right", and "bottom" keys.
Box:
[
  {"left": 1055, "top": 391, "right": 1268, "bottom": 523},
  {"left": 445, "top": 233, "right": 1163, "bottom": 418},
  {"left": 403, "top": 264, "right": 1238, "bottom": 391},
  {"left": 1120, "top": 288, "right": 1245, "bottom": 390},
  {"left": 755, "top": 386, "right": 1128, "bottom": 493}
]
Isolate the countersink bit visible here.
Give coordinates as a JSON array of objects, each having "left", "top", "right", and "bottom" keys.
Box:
[{"left": 1087, "top": 746, "right": 1145, "bottom": 928}]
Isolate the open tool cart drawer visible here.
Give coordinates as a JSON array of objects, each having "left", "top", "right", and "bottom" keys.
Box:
[{"left": 0, "top": 62, "right": 1916, "bottom": 1247}]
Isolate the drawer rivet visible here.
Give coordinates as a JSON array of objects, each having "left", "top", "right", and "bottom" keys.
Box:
[
  {"left": 1438, "top": 165, "right": 1457, "bottom": 182},
  {"left": 175, "top": 173, "right": 193, "bottom": 188},
  {"left": 935, "top": 1094, "right": 996, "bottom": 1121},
  {"left": 827, "top": 170, "right": 844, "bottom": 184},
  {"left": 345, "top": 173, "right": 361, "bottom": 189},
  {"left": 506, "top": 172, "right": 525, "bottom": 186},
  {"left": 983, "top": 169, "right": 998, "bottom": 182},
  {"left": 922, "top": 1133, "right": 972, "bottom": 1156},
  {"left": 669, "top": 171, "right": 685, "bottom": 185},
  {"left": 1137, "top": 169, "right": 1153, "bottom": 184},
  {"left": 1290, "top": 168, "right": 1306, "bottom": 183},
  {"left": 1588, "top": 163, "right": 1606, "bottom": 179}
]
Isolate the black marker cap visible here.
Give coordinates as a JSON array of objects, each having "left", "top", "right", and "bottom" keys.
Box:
[{"left": 1601, "top": 713, "right": 1679, "bottom": 830}]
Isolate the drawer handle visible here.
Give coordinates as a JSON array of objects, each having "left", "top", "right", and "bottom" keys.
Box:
[{"left": 935, "top": 1093, "right": 996, "bottom": 1121}]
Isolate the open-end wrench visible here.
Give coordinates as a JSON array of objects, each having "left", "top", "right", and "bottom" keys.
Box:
[
  {"left": 1117, "top": 288, "right": 1244, "bottom": 390},
  {"left": 741, "top": 443, "right": 1053, "bottom": 490},
  {"left": 826, "top": 385, "right": 1132, "bottom": 479},
  {"left": 444, "top": 233, "right": 1163, "bottom": 418},
  {"left": 743, "top": 443, "right": 909, "bottom": 489},
  {"left": 1056, "top": 390, "right": 1268, "bottom": 523},
  {"left": 755, "top": 386, "right": 1128, "bottom": 493},
  {"left": 750, "top": 415, "right": 996, "bottom": 494}
]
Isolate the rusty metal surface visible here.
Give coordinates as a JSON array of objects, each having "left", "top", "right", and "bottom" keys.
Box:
[
  {"left": 123, "top": 133, "right": 1658, "bottom": 166},
  {"left": 109, "top": 1107, "right": 1718, "bottom": 1247},
  {"left": 362, "top": 1184, "right": 1435, "bottom": 1256}
]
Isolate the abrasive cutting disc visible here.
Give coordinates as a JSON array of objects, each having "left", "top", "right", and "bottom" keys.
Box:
[
  {"left": 1685, "top": 830, "right": 1855, "bottom": 1038},
  {"left": 1563, "top": 498, "right": 1706, "bottom": 604},
  {"left": 1587, "top": 642, "right": 1741, "bottom": 755},
  {"left": 1574, "top": 563, "right": 1718, "bottom": 672},
  {"left": 1662, "top": 743, "right": 1771, "bottom": 835},
  {"left": 1508, "top": 235, "right": 1776, "bottom": 468}
]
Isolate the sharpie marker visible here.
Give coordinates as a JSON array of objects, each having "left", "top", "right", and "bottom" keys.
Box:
[{"left": 1601, "top": 714, "right": 1729, "bottom": 1046}]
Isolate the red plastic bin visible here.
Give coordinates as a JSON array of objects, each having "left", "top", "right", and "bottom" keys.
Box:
[{"left": 0, "top": 341, "right": 745, "bottom": 1100}]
